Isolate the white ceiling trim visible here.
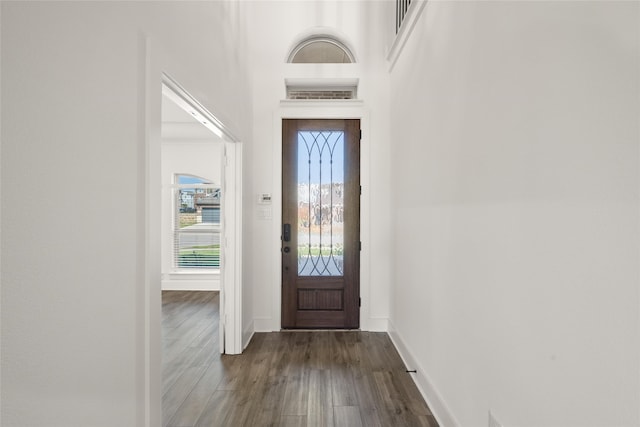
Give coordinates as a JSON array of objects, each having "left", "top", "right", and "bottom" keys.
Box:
[{"left": 162, "top": 73, "right": 240, "bottom": 143}]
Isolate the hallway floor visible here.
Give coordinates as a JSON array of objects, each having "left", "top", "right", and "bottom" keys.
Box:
[{"left": 162, "top": 290, "right": 438, "bottom": 427}]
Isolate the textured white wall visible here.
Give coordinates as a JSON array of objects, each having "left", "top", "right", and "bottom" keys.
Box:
[
  {"left": 0, "top": 2, "right": 250, "bottom": 426},
  {"left": 389, "top": 2, "right": 639, "bottom": 426},
  {"left": 244, "top": 0, "right": 392, "bottom": 332}
]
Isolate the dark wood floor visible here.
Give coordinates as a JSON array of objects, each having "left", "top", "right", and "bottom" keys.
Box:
[{"left": 162, "top": 290, "right": 439, "bottom": 427}]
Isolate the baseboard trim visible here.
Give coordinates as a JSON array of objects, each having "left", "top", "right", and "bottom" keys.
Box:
[
  {"left": 161, "top": 279, "right": 220, "bottom": 291},
  {"left": 251, "top": 317, "right": 389, "bottom": 332},
  {"left": 364, "top": 317, "right": 389, "bottom": 332},
  {"left": 387, "top": 320, "right": 460, "bottom": 427},
  {"left": 253, "top": 318, "right": 277, "bottom": 332},
  {"left": 242, "top": 319, "right": 255, "bottom": 350}
]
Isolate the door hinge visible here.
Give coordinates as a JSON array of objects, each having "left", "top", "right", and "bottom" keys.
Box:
[
  {"left": 360, "top": 185, "right": 362, "bottom": 195},
  {"left": 359, "top": 297, "right": 361, "bottom": 307},
  {"left": 359, "top": 129, "right": 362, "bottom": 140},
  {"left": 359, "top": 241, "right": 362, "bottom": 251}
]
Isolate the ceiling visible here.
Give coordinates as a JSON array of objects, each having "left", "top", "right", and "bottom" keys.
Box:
[{"left": 161, "top": 94, "right": 223, "bottom": 141}]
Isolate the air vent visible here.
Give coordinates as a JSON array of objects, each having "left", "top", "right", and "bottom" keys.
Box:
[
  {"left": 285, "top": 79, "right": 359, "bottom": 101},
  {"left": 286, "top": 88, "right": 355, "bottom": 100}
]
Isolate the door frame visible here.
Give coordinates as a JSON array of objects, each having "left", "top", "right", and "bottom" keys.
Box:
[
  {"left": 271, "top": 100, "right": 372, "bottom": 331},
  {"left": 158, "top": 74, "right": 244, "bottom": 355}
]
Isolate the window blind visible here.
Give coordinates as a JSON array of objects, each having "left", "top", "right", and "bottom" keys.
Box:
[{"left": 174, "top": 186, "right": 221, "bottom": 269}]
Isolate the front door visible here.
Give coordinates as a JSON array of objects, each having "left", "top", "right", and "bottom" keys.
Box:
[{"left": 282, "top": 119, "right": 360, "bottom": 328}]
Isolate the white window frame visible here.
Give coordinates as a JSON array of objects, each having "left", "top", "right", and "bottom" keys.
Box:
[{"left": 171, "top": 177, "right": 221, "bottom": 272}]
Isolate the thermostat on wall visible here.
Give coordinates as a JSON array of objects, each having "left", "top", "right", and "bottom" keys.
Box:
[{"left": 258, "top": 193, "right": 272, "bottom": 204}]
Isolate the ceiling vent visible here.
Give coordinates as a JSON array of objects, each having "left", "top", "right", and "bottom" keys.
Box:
[{"left": 285, "top": 78, "right": 358, "bottom": 101}]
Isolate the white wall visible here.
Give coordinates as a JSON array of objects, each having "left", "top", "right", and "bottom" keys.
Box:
[
  {"left": 0, "top": 2, "right": 250, "bottom": 426},
  {"left": 388, "top": 2, "right": 640, "bottom": 426},
  {"left": 244, "top": 0, "right": 392, "bottom": 334},
  {"left": 161, "top": 140, "right": 222, "bottom": 291}
]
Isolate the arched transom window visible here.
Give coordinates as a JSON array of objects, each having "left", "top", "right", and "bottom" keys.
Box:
[{"left": 288, "top": 36, "right": 355, "bottom": 64}]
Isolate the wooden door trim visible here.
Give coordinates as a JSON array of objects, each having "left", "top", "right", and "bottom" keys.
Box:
[{"left": 272, "top": 102, "right": 372, "bottom": 333}]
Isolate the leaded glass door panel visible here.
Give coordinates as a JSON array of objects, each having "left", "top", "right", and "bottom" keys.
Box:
[{"left": 282, "top": 119, "right": 360, "bottom": 329}]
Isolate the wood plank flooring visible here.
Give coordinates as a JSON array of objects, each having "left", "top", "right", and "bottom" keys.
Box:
[{"left": 162, "top": 291, "right": 439, "bottom": 427}]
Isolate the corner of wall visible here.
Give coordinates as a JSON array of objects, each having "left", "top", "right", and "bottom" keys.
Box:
[
  {"left": 387, "top": 320, "right": 460, "bottom": 427},
  {"left": 386, "top": 0, "right": 428, "bottom": 71},
  {"left": 364, "top": 317, "right": 389, "bottom": 332},
  {"left": 242, "top": 319, "right": 255, "bottom": 350},
  {"left": 253, "top": 318, "right": 278, "bottom": 333}
]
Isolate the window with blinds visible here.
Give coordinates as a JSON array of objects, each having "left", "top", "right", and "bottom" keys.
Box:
[{"left": 174, "top": 174, "right": 221, "bottom": 269}]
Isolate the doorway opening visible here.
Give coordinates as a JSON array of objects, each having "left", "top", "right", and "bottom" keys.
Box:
[{"left": 160, "top": 74, "right": 243, "bottom": 355}]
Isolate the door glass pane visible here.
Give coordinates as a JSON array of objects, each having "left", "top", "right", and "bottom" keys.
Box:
[{"left": 297, "top": 131, "right": 344, "bottom": 276}]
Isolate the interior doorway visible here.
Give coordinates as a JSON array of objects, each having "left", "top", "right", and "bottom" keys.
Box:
[{"left": 160, "top": 74, "right": 243, "bottom": 354}]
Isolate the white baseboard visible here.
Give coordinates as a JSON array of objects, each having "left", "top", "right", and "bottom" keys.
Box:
[
  {"left": 387, "top": 320, "right": 460, "bottom": 427},
  {"left": 364, "top": 317, "right": 389, "bottom": 332},
  {"left": 253, "top": 318, "right": 277, "bottom": 332},
  {"left": 161, "top": 279, "right": 220, "bottom": 291},
  {"left": 251, "top": 317, "right": 388, "bottom": 332},
  {"left": 242, "top": 319, "right": 255, "bottom": 350}
]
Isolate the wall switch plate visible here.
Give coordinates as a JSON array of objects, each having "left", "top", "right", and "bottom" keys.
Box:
[
  {"left": 258, "top": 193, "right": 272, "bottom": 204},
  {"left": 489, "top": 411, "right": 503, "bottom": 427}
]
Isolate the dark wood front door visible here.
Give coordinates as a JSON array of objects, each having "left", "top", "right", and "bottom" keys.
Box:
[{"left": 281, "top": 119, "right": 361, "bottom": 329}]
